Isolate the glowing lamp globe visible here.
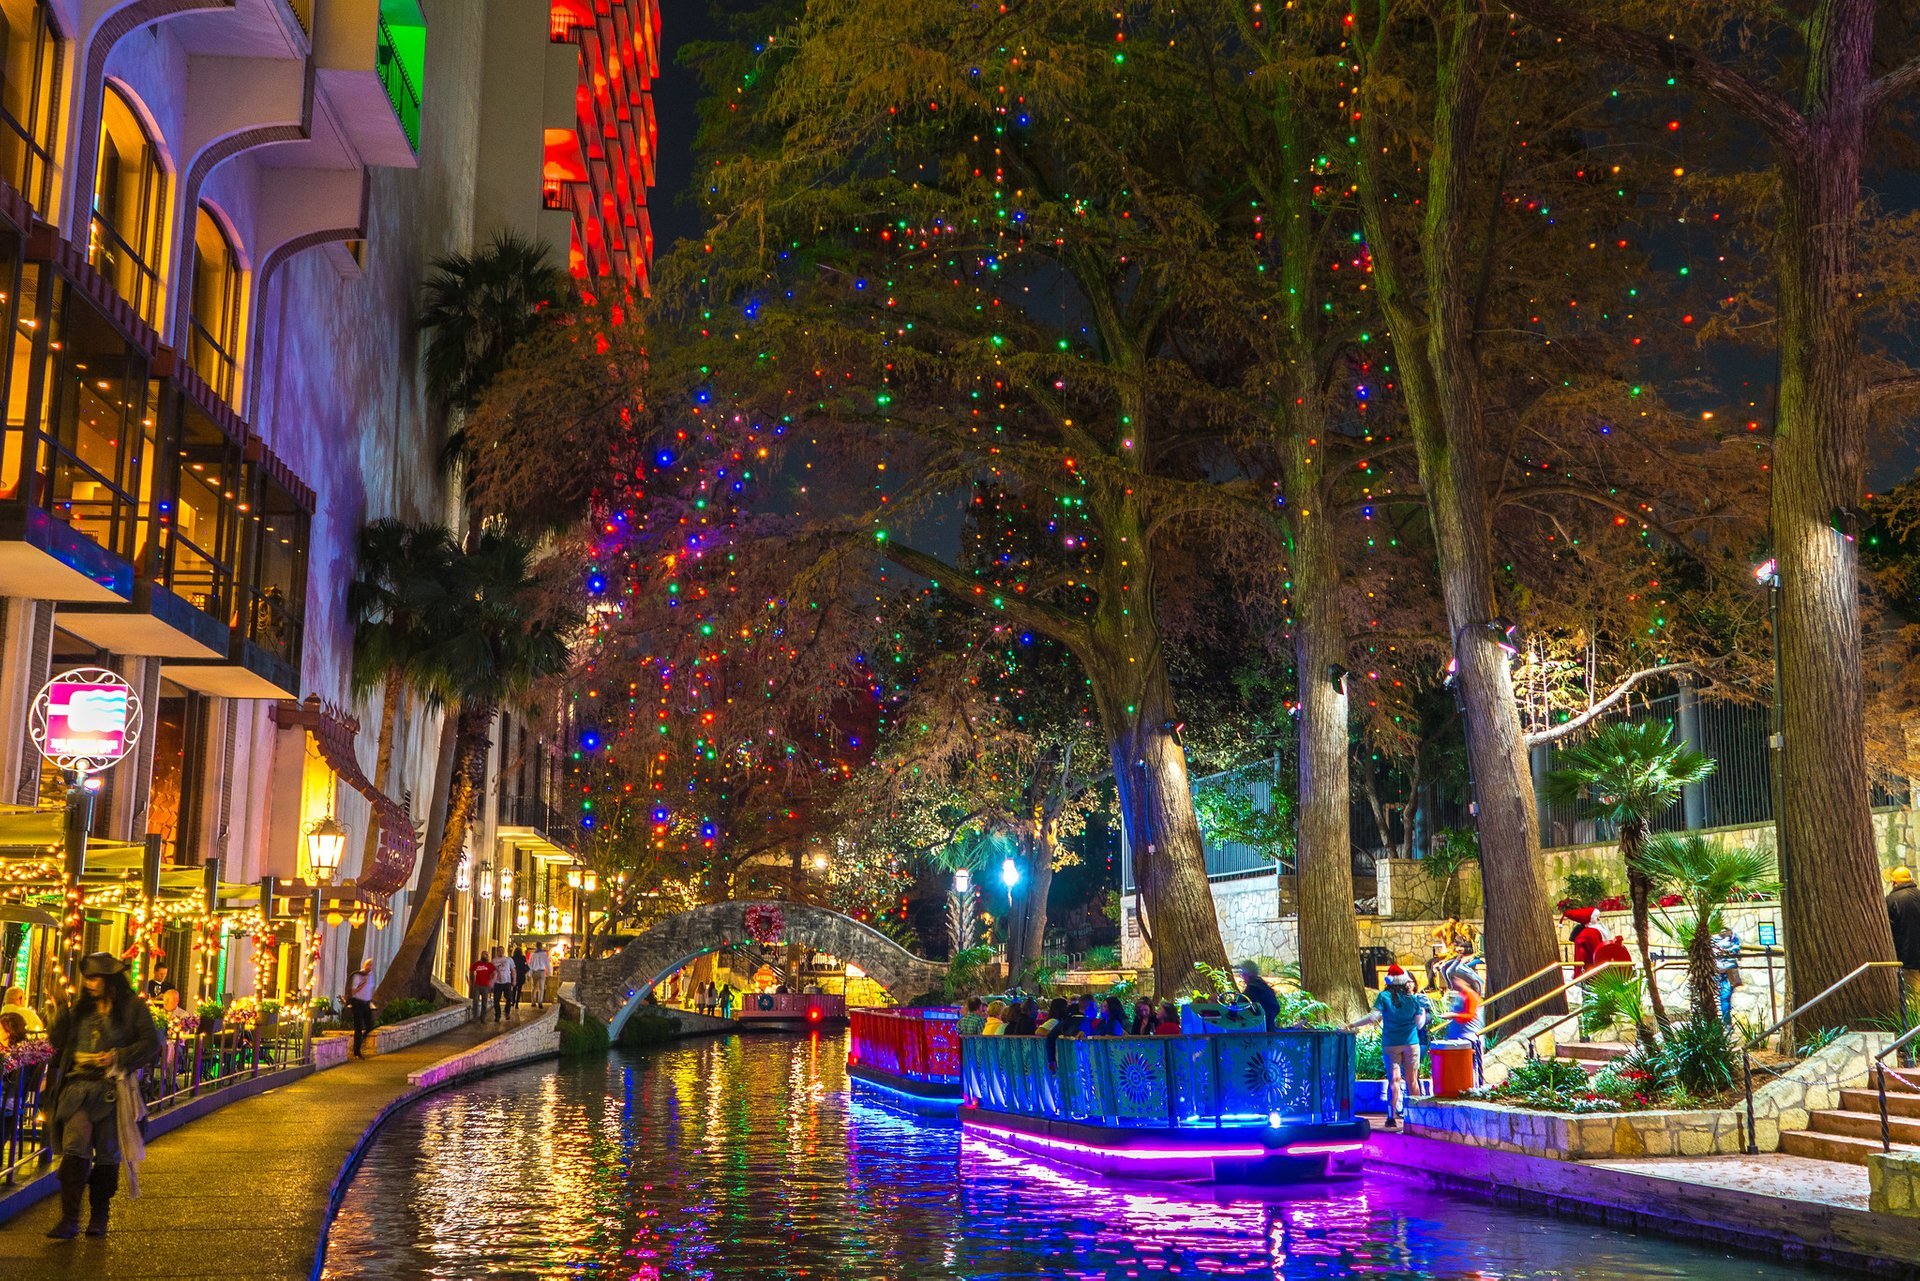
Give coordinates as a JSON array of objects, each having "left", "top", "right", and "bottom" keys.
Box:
[
  {"left": 306, "top": 815, "right": 347, "bottom": 884},
  {"left": 582, "top": 870, "right": 599, "bottom": 894},
  {"left": 566, "top": 867, "right": 582, "bottom": 890},
  {"left": 498, "top": 865, "right": 514, "bottom": 899},
  {"left": 1001, "top": 858, "right": 1021, "bottom": 890}
]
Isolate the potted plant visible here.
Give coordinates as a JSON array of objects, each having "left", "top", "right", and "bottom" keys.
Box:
[{"left": 197, "top": 1000, "right": 226, "bottom": 1034}]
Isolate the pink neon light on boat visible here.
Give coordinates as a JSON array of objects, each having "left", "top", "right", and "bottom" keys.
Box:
[
  {"left": 962, "top": 1120, "right": 1268, "bottom": 1161},
  {"left": 1281, "top": 1141, "right": 1364, "bottom": 1156}
]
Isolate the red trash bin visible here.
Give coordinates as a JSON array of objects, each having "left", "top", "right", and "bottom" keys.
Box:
[{"left": 1428, "top": 1044, "right": 1477, "bottom": 1098}]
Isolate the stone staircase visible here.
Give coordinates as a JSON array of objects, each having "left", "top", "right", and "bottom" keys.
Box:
[
  {"left": 1779, "top": 1075, "right": 1920, "bottom": 1166},
  {"left": 1553, "top": 1040, "right": 1633, "bottom": 1075}
]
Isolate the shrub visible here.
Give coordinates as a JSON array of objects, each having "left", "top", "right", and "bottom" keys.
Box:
[
  {"left": 1082, "top": 944, "right": 1122, "bottom": 969},
  {"left": 1505, "top": 1057, "right": 1591, "bottom": 1095},
  {"left": 197, "top": 1000, "right": 225, "bottom": 1022},
  {"left": 1559, "top": 871, "right": 1611, "bottom": 909},
  {"left": 377, "top": 997, "right": 436, "bottom": 1026},
  {"left": 1354, "top": 1031, "right": 1385, "bottom": 1081},
  {"left": 1659, "top": 1016, "right": 1738, "bottom": 1097},
  {"left": 1578, "top": 969, "right": 1645, "bottom": 1038},
  {"left": 559, "top": 1016, "right": 611, "bottom": 1058},
  {"left": 617, "top": 1012, "right": 682, "bottom": 1048}
]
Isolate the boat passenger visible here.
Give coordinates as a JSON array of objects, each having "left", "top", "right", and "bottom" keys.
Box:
[
  {"left": 1035, "top": 997, "right": 1071, "bottom": 1036},
  {"left": 1045, "top": 998, "right": 1085, "bottom": 1070},
  {"left": 982, "top": 1001, "right": 1008, "bottom": 1035},
  {"left": 1152, "top": 1002, "right": 1182, "bottom": 1035},
  {"left": 1098, "top": 996, "right": 1129, "bottom": 1037},
  {"left": 957, "top": 997, "right": 988, "bottom": 1035},
  {"left": 1004, "top": 999, "right": 1039, "bottom": 1036},
  {"left": 1238, "top": 959, "right": 1282, "bottom": 1032},
  {"left": 1130, "top": 998, "right": 1156, "bottom": 1036}
]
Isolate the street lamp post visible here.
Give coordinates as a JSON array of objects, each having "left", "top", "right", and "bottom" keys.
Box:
[
  {"left": 1754, "top": 558, "right": 1792, "bottom": 970},
  {"left": 305, "top": 815, "right": 347, "bottom": 1001}
]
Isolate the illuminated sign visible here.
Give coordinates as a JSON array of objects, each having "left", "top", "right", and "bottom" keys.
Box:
[{"left": 30, "top": 668, "right": 142, "bottom": 774}]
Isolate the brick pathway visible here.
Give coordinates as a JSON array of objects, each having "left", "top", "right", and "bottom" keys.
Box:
[{"left": 0, "top": 1016, "right": 513, "bottom": 1280}]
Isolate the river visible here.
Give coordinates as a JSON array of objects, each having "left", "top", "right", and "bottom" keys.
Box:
[{"left": 322, "top": 1030, "right": 1839, "bottom": 1279}]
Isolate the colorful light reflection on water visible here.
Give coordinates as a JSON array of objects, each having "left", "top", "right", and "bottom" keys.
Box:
[{"left": 323, "top": 1032, "right": 1829, "bottom": 1279}]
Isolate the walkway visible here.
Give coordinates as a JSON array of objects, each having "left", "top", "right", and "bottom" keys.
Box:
[{"left": 0, "top": 1017, "right": 509, "bottom": 1280}]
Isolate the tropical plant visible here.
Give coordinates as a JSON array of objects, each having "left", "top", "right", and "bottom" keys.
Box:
[
  {"left": 1424, "top": 827, "right": 1481, "bottom": 919},
  {"left": 345, "top": 519, "right": 459, "bottom": 976},
  {"left": 1190, "top": 961, "right": 1248, "bottom": 1007},
  {"left": 417, "top": 230, "right": 565, "bottom": 420},
  {"left": 943, "top": 944, "right": 996, "bottom": 999},
  {"left": 1652, "top": 1016, "right": 1739, "bottom": 1098},
  {"left": 1543, "top": 722, "right": 1716, "bottom": 1033},
  {"left": 375, "top": 530, "right": 581, "bottom": 1003},
  {"left": 1081, "top": 944, "right": 1122, "bottom": 969},
  {"left": 1578, "top": 967, "right": 1646, "bottom": 1040},
  {"left": 1637, "top": 834, "right": 1777, "bottom": 1023},
  {"left": 1354, "top": 1031, "right": 1386, "bottom": 1081}
]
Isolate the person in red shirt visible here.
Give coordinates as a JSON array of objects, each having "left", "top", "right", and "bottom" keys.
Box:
[
  {"left": 1152, "top": 1001, "right": 1183, "bottom": 1035},
  {"left": 468, "top": 955, "right": 495, "bottom": 1019}
]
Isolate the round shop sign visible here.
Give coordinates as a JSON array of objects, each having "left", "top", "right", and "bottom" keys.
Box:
[{"left": 29, "top": 668, "right": 143, "bottom": 775}]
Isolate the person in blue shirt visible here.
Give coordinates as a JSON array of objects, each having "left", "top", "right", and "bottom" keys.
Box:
[{"left": 1346, "top": 965, "right": 1430, "bottom": 1129}]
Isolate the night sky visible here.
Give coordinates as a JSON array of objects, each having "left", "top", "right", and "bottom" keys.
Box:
[{"left": 651, "top": 3, "right": 730, "bottom": 254}]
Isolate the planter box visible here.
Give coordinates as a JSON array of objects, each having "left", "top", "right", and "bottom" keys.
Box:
[
  {"left": 365, "top": 1003, "right": 472, "bottom": 1055},
  {"left": 1354, "top": 1079, "right": 1389, "bottom": 1112}
]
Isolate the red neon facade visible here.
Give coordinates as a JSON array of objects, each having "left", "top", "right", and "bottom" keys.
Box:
[{"left": 549, "top": 0, "right": 658, "bottom": 295}]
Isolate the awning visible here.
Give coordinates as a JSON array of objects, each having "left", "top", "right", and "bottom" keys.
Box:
[{"left": 270, "top": 695, "right": 417, "bottom": 902}]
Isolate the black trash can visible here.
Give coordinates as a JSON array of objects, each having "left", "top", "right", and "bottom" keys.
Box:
[{"left": 1360, "top": 946, "right": 1395, "bottom": 989}]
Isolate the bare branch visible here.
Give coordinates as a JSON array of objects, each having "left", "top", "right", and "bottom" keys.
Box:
[
  {"left": 1523, "top": 663, "right": 1696, "bottom": 746},
  {"left": 1503, "top": 0, "right": 1805, "bottom": 146}
]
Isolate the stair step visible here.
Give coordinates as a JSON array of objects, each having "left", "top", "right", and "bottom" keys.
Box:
[
  {"left": 1779, "top": 1128, "right": 1920, "bottom": 1167},
  {"left": 1807, "top": 1109, "right": 1920, "bottom": 1144},
  {"left": 1839, "top": 1088, "right": 1920, "bottom": 1118},
  {"left": 1555, "top": 1041, "right": 1633, "bottom": 1063}
]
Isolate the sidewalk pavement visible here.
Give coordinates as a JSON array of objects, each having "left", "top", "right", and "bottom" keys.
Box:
[{"left": 0, "top": 1014, "right": 512, "bottom": 1280}]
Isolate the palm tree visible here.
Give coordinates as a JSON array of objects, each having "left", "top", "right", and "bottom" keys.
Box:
[
  {"left": 342, "top": 520, "right": 459, "bottom": 975},
  {"left": 1638, "top": 834, "right": 1777, "bottom": 1024},
  {"left": 374, "top": 529, "right": 581, "bottom": 1003},
  {"left": 418, "top": 231, "right": 565, "bottom": 422},
  {"left": 1543, "top": 720, "right": 1715, "bottom": 1033}
]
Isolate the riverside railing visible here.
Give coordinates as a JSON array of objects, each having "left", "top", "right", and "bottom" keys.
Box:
[
  {"left": 962, "top": 1029, "right": 1355, "bottom": 1130},
  {"left": 1742, "top": 960, "right": 1907, "bottom": 1154},
  {"left": 849, "top": 1007, "right": 960, "bottom": 1083},
  {"left": 1, "top": 1017, "right": 316, "bottom": 1186}
]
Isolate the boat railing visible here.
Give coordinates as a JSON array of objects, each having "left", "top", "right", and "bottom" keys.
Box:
[
  {"left": 960, "top": 1028, "right": 1355, "bottom": 1131},
  {"left": 849, "top": 1006, "right": 961, "bottom": 1082}
]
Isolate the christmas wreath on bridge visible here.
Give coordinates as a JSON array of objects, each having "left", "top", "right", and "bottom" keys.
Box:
[{"left": 743, "top": 903, "right": 786, "bottom": 948}]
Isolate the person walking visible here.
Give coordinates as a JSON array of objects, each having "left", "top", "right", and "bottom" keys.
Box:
[
  {"left": 491, "top": 948, "right": 516, "bottom": 1021},
  {"left": 1347, "top": 965, "right": 1430, "bottom": 1130},
  {"left": 346, "top": 959, "right": 377, "bottom": 1058},
  {"left": 510, "top": 945, "right": 530, "bottom": 1009},
  {"left": 468, "top": 953, "right": 496, "bottom": 1019},
  {"left": 1239, "top": 959, "right": 1281, "bottom": 1031},
  {"left": 44, "top": 953, "right": 161, "bottom": 1239},
  {"left": 1888, "top": 867, "right": 1920, "bottom": 1000},
  {"left": 527, "top": 942, "right": 552, "bottom": 1009}
]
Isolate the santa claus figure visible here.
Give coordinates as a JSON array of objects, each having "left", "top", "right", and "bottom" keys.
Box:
[{"left": 1562, "top": 906, "right": 1632, "bottom": 972}]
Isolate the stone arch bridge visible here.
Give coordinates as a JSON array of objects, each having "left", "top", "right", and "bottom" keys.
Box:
[{"left": 577, "top": 901, "right": 947, "bottom": 1036}]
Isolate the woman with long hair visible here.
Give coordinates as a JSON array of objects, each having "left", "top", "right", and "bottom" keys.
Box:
[{"left": 43, "top": 953, "right": 160, "bottom": 1239}]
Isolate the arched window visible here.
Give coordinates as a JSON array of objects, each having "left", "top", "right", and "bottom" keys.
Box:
[
  {"left": 0, "top": 0, "right": 59, "bottom": 214},
  {"left": 91, "top": 84, "right": 167, "bottom": 327},
  {"left": 189, "top": 205, "right": 243, "bottom": 404}
]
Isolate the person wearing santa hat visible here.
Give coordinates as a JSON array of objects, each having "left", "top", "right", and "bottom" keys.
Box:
[
  {"left": 1562, "top": 906, "right": 1633, "bottom": 973},
  {"left": 1346, "top": 965, "right": 1429, "bottom": 1129}
]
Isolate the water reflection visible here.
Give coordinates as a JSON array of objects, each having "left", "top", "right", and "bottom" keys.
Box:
[{"left": 323, "top": 1032, "right": 1828, "bottom": 1279}]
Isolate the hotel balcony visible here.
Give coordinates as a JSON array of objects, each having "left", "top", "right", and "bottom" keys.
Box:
[{"left": 314, "top": 0, "right": 426, "bottom": 167}]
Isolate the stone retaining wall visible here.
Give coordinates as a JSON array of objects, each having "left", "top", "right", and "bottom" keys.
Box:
[
  {"left": 1869, "top": 1150, "right": 1920, "bottom": 1216},
  {"left": 407, "top": 1007, "right": 559, "bottom": 1088},
  {"left": 365, "top": 1003, "right": 473, "bottom": 1054},
  {"left": 1408, "top": 1031, "right": 1887, "bottom": 1158}
]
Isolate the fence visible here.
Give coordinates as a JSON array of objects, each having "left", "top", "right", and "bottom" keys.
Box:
[{"left": 0, "top": 1017, "right": 313, "bottom": 1186}]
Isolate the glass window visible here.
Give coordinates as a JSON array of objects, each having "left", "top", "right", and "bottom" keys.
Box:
[
  {"left": 155, "top": 393, "right": 239, "bottom": 620},
  {"left": 91, "top": 85, "right": 166, "bottom": 328},
  {"left": 0, "top": 0, "right": 59, "bottom": 215},
  {"left": 237, "top": 464, "right": 307, "bottom": 665},
  {"left": 147, "top": 679, "right": 209, "bottom": 864},
  {"left": 0, "top": 230, "right": 41, "bottom": 500},
  {"left": 188, "top": 205, "right": 242, "bottom": 405},
  {"left": 37, "top": 280, "right": 150, "bottom": 560}
]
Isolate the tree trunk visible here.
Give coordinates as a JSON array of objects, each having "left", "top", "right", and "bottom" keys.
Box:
[
  {"left": 402, "top": 710, "right": 463, "bottom": 937},
  {"left": 1686, "top": 905, "right": 1720, "bottom": 1024},
  {"left": 1355, "top": 9, "right": 1563, "bottom": 1012},
  {"left": 347, "top": 669, "right": 406, "bottom": 981},
  {"left": 374, "top": 701, "right": 495, "bottom": 1004},
  {"left": 1620, "top": 823, "right": 1671, "bottom": 1033},
  {"left": 1771, "top": 4, "right": 1898, "bottom": 1026},
  {"left": 1291, "top": 495, "right": 1367, "bottom": 1021},
  {"left": 1001, "top": 831, "right": 1051, "bottom": 991}
]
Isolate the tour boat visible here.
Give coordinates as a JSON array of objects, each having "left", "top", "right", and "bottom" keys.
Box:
[
  {"left": 736, "top": 991, "right": 848, "bottom": 1029},
  {"left": 959, "top": 1026, "right": 1368, "bottom": 1183},
  {"left": 846, "top": 1006, "right": 963, "bottom": 1107}
]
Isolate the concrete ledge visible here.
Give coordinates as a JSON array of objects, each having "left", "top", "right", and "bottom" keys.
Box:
[
  {"left": 1369, "top": 1129, "right": 1920, "bottom": 1273},
  {"left": 1871, "top": 1149, "right": 1920, "bottom": 1216},
  {"left": 364, "top": 1003, "right": 473, "bottom": 1054},
  {"left": 408, "top": 1008, "right": 559, "bottom": 1088},
  {"left": 0, "top": 1061, "right": 315, "bottom": 1225}
]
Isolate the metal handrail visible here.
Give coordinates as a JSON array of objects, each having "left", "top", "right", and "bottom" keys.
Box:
[
  {"left": 1741, "top": 960, "right": 1906, "bottom": 1154},
  {"left": 1873, "top": 1023, "right": 1920, "bottom": 1151},
  {"left": 1477, "top": 961, "right": 1573, "bottom": 1025},
  {"left": 1481, "top": 962, "right": 1633, "bottom": 1039}
]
